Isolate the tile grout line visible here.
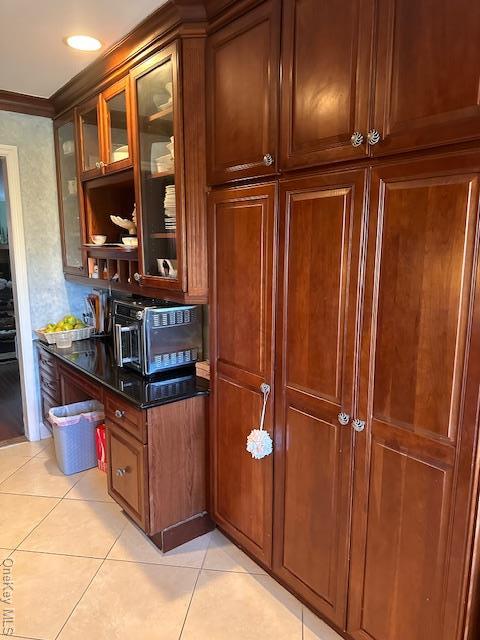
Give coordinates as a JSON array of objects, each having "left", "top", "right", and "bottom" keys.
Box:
[
  {"left": 177, "top": 530, "right": 214, "bottom": 640},
  {"left": 53, "top": 514, "right": 129, "bottom": 640}
]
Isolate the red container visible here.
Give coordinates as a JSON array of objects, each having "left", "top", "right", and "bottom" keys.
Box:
[{"left": 96, "top": 424, "right": 107, "bottom": 472}]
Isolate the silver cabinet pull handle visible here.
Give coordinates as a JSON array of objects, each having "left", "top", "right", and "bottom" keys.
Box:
[
  {"left": 115, "top": 468, "right": 127, "bottom": 477},
  {"left": 352, "top": 418, "right": 366, "bottom": 432},
  {"left": 367, "top": 129, "right": 381, "bottom": 146},
  {"left": 350, "top": 132, "right": 364, "bottom": 147},
  {"left": 338, "top": 412, "right": 350, "bottom": 426},
  {"left": 114, "top": 409, "right": 125, "bottom": 419},
  {"left": 263, "top": 153, "right": 274, "bottom": 167}
]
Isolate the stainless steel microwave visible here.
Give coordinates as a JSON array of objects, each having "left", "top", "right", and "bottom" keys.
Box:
[{"left": 113, "top": 298, "right": 202, "bottom": 376}]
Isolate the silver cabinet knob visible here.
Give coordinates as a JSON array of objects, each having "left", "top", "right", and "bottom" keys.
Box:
[
  {"left": 337, "top": 412, "right": 350, "bottom": 426},
  {"left": 367, "top": 129, "right": 381, "bottom": 146},
  {"left": 263, "top": 153, "right": 274, "bottom": 167},
  {"left": 352, "top": 418, "right": 366, "bottom": 432},
  {"left": 115, "top": 468, "right": 126, "bottom": 477},
  {"left": 95, "top": 161, "right": 100, "bottom": 168},
  {"left": 350, "top": 132, "right": 364, "bottom": 147},
  {"left": 133, "top": 272, "right": 142, "bottom": 283},
  {"left": 114, "top": 409, "right": 125, "bottom": 419}
]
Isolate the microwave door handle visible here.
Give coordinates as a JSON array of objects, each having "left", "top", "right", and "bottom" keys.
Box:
[{"left": 114, "top": 323, "right": 124, "bottom": 367}]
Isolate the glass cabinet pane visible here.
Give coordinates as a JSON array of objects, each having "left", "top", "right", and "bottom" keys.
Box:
[
  {"left": 57, "top": 121, "right": 83, "bottom": 269},
  {"left": 80, "top": 106, "right": 100, "bottom": 171},
  {"left": 106, "top": 91, "right": 129, "bottom": 164},
  {"left": 135, "top": 57, "right": 178, "bottom": 280}
]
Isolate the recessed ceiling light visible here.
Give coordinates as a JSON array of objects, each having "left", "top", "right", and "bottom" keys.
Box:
[{"left": 65, "top": 35, "right": 102, "bottom": 52}]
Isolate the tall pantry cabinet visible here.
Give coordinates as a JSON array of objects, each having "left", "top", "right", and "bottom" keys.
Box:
[{"left": 207, "top": 1, "right": 480, "bottom": 639}]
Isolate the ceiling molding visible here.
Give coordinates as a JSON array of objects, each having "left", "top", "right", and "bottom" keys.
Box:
[
  {"left": 0, "top": 90, "right": 54, "bottom": 119},
  {"left": 50, "top": 0, "right": 207, "bottom": 117}
]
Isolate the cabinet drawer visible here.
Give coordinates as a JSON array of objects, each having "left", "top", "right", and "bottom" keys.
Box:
[
  {"left": 40, "top": 368, "right": 60, "bottom": 401},
  {"left": 41, "top": 389, "right": 59, "bottom": 426},
  {"left": 105, "top": 392, "right": 147, "bottom": 443},
  {"left": 38, "top": 347, "right": 57, "bottom": 372},
  {"left": 106, "top": 425, "right": 149, "bottom": 530}
]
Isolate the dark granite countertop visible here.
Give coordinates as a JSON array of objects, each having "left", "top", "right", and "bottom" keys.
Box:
[{"left": 36, "top": 338, "right": 209, "bottom": 409}]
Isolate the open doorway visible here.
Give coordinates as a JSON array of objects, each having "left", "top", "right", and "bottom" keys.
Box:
[{"left": 0, "top": 158, "right": 24, "bottom": 443}]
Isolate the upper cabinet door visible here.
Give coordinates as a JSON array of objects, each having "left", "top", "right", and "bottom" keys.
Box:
[
  {"left": 206, "top": 0, "right": 280, "bottom": 185},
  {"left": 100, "top": 77, "right": 133, "bottom": 174},
  {"left": 273, "top": 169, "right": 366, "bottom": 627},
  {"left": 77, "top": 96, "right": 103, "bottom": 180},
  {"left": 130, "top": 45, "right": 186, "bottom": 292},
  {"left": 372, "top": 0, "right": 480, "bottom": 156},
  {"left": 280, "top": 0, "right": 374, "bottom": 170},
  {"left": 348, "top": 151, "right": 480, "bottom": 640},
  {"left": 54, "top": 114, "right": 85, "bottom": 274}
]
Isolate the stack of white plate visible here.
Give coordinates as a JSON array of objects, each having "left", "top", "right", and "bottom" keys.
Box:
[{"left": 164, "top": 185, "right": 176, "bottom": 231}]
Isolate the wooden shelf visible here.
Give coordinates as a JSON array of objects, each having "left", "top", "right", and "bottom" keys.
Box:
[
  {"left": 149, "top": 170, "right": 174, "bottom": 179},
  {"left": 147, "top": 105, "right": 173, "bottom": 123},
  {"left": 84, "top": 244, "right": 138, "bottom": 259},
  {"left": 150, "top": 232, "right": 176, "bottom": 239}
]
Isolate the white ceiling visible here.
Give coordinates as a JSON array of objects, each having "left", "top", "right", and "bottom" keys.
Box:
[{"left": 0, "top": 0, "right": 169, "bottom": 98}]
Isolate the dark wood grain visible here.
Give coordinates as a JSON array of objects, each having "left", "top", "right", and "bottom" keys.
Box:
[
  {"left": 273, "top": 169, "right": 366, "bottom": 628},
  {"left": 0, "top": 90, "right": 54, "bottom": 118},
  {"left": 348, "top": 151, "right": 480, "bottom": 640},
  {"left": 372, "top": 0, "right": 480, "bottom": 156},
  {"left": 206, "top": 0, "right": 280, "bottom": 184},
  {"left": 280, "top": 0, "right": 373, "bottom": 169},
  {"left": 105, "top": 391, "right": 147, "bottom": 443},
  {"left": 148, "top": 396, "right": 207, "bottom": 532},
  {"left": 0, "top": 360, "right": 24, "bottom": 441},
  {"left": 209, "top": 182, "right": 276, "bottom": 566},
  {"left": 107, "top": 424, "right": 149, "bottom": 529}
]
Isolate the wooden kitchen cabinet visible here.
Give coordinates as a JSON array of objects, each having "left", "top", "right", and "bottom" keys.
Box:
[
  {"left": 280, "top": 0, "right": 374, "bottom": 169},
  {"left": 130, "top": 39, "right": 208, "bottom": 301},
  {"left": 53, "top": 112, "right": 85, "bottom": 275},
  {"left": 371, "top": 0, "right": 480, "bottom": 156},
  {"left": 107, "top": 425, "right": 149, "bottom": 529},
  {"left": 106, "top": 389, "right": 211, "bottom": 551},
  {"left": 77, "top": 77, "right": 133, "bottom": 180},
  {"left": 348, "top": 151, "right": 480, "bottom": 640},
  {"left": 209, "top": 182, "right": 276, "bottom": 567},
  {"left": 206, "top": 0, "right": 280, "bottom": 184},
  {"left": 273, "top": 169, "right": 367, "bottom": 627}
]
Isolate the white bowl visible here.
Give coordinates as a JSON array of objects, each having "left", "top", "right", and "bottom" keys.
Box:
[
  {"left": 122, "top": 237, "right": 138, "bottom": 247},
  {"left": 90, "top": 235, "right": 107, "bottom": 245}
]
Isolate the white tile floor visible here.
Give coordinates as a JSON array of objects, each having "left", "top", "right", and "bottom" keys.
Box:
[{"left": 0, "top": 438, "right": 342, "bottom": 640}]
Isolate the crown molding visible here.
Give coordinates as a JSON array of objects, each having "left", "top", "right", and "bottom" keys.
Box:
[{"left": 0, "top": 90, "right": 54, "bottom": 119}]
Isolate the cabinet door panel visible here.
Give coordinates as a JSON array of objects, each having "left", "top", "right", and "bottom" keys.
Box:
[
  {"left": 373, "top": 0, "right": 480, "bottom": 155},
  {"left": 209, "top": 183, "right": 276, "bottom": 566},
  {"left": 274, "top": 170, "right": 366, "bottom": 626},
  {"left": 280, "top": 0, "right": 373, "bottom": 169},
  {"left": 206, "top": 1, "right": 280, "bottom": 184},
  {"left": 348, "top": 152, "right": 480, "bottom": 640}
]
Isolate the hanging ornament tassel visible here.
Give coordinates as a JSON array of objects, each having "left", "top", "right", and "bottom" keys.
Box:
[{"left": 246, "top": 383, "right": 273, "bottom": 460}]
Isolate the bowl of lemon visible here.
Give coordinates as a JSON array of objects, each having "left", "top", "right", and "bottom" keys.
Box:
[{"left": 35, "top": 315, "right": 94, "bottom": 347}]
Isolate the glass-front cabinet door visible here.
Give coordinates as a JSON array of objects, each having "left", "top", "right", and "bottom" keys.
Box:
[
  {"left": 54, "top": 114, "right": 85, "bottom": 274},
  {"left": 101, "top": 77, "right": 133, "bottom": 173},
  {"left": 131, "top": 44, "right": 184, "bottom": 290},
  {"left": 77, "top": 96, "right": 102, "bottom": 179}
]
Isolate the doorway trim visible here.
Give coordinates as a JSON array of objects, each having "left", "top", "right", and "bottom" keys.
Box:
[{"left": 0, "top": 144, "right": 40, "bottom": 441}]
